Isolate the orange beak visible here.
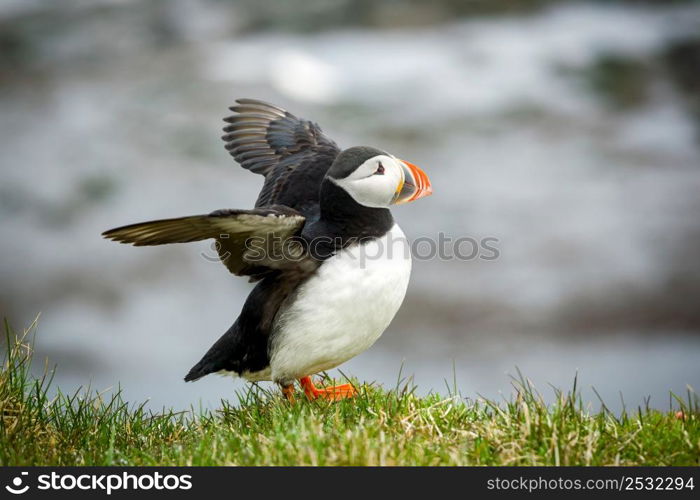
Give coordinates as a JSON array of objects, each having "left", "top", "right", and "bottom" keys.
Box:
[{"left": 393, "top": 159, "right": 433, "bottom": 205}]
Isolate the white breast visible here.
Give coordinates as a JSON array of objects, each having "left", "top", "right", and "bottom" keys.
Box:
[{"left": 268, "top": 224, "right": 412, "bottom": 384}]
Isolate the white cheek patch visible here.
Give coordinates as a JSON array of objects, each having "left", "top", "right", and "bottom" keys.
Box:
[
  {"left": 331, "top": 155, "right": 404, "bottom": 208},
  {"left": 344, "top": 155, "right": 388, "bottom": 181},
  {"left": 344, "top": 177, "right": 394, "bottom": 208}
]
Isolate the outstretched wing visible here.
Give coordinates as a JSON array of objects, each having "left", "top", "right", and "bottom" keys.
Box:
[
  {"left": 222, "top": 98, "right": 340, "bottom": 214},
  {"left": 102, "top": 206, "right": 312, "bottom": 279}
]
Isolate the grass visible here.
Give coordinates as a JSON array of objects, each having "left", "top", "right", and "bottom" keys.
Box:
[{"left": 1, "top": 320, "right": 699, "bottom": 466}]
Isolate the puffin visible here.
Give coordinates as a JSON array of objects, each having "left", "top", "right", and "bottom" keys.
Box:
[{"left": 103, "top": 99, "right": 432, "bottom": 402}]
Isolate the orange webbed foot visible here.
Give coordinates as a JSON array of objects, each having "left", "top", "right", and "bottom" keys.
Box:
[{"left": 299, "top": 376, "right": 357, "bottom": 401}]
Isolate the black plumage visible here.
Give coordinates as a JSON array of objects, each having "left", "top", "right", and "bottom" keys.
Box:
[
  {"left": 223, "top": 98, "right": 340, "bottom": 215},
  {"left": 103, "top": 99, "right": 396, "bottom": 383}
]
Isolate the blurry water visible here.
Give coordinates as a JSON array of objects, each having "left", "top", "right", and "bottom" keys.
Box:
[{"left": 1, "top": 1, "right": 699, "bottom": 411}]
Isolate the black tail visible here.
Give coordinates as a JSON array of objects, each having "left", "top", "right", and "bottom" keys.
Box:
[
  {"left": 183, "top": 329, "right": 238, "bottom": 382},
  {"left": 184, "top": 278, "right": 279, "bottom": 383},
  {"left": 183, "top": 318, "right": 268, "bottom": 382},
  {"left": 184, "top": 360, "right": 213, "bottom": 382}
]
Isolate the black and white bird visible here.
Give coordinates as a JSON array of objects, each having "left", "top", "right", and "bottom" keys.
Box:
[{"left": 103, "top": 99, "right": 432, "bottom": 401}]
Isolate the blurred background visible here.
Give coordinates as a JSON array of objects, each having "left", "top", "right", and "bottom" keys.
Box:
[{"left": 1, "top": 0, "right": 699, "bottom": 412}]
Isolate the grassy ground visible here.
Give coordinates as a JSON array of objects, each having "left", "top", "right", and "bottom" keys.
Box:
[{"left": 1, "top": 321, "right": 699, "bottom": 466}]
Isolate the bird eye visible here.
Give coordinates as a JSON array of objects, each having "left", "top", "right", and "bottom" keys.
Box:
[{"left": 375, "top": 162, "right": 385, "bottom": 175}]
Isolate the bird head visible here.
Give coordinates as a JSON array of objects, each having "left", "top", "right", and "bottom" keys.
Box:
[{"left": 326, "top": 146, "right": 432, "bottom": 209}]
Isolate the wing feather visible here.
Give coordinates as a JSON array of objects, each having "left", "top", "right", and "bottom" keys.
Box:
[
  {"left": 222, "top": 98, "right": 340, "bottom": 210},
  {"left": 102, "top": 206, "right": 307, "bottom": 278}
]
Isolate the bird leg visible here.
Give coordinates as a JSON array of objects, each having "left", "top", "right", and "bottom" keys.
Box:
[
  {"left": 299, "top": 376, "right": 356, "bottom": 401},
  {"left": 281, "top": 383, "right": 296, "bottom": 403}
]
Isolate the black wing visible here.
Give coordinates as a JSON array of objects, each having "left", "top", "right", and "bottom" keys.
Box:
[
  {"left": 222, "top": 98, "right": 340, "bottom": 216},
  {"left": 102, "top": 206, "right": 313, "bottom": 279}
]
